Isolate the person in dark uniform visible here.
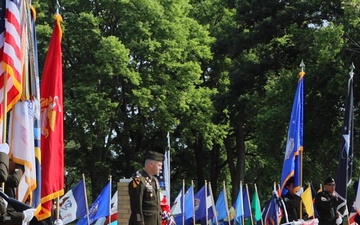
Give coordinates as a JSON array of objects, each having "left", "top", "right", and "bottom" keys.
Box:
[
  {"left": 128, "top": 150, "right": 164, "bottom": 225},
  {"left": 280, "top": 177, "right": 307, "bottom": 223},
  {"left": 5, "top": 159, "right": 24, "bottom": 198},
  {"left": 315, "top": 177, "right": 342, "bottom": 225},
  {"left": 0, "top": 143, "right": 36, "bottom": 225}
]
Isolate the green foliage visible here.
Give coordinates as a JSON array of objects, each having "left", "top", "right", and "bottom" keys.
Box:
[{"left": 32, "top": 0, "right": 360, "bottom": 206}]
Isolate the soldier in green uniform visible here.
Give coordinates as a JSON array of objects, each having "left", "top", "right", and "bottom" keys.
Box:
[{"left": 128, "top": 150, "right": 164, "bottom": 225}]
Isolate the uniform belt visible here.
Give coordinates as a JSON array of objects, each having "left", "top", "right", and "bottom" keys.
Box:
[{"left": 143, "top": 208, "right": 159, "bottom": 211}]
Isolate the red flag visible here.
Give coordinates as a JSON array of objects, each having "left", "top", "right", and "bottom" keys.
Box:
[
  {"left": 37, "top": 14, "right": 64, "bottom": 220},
  {"left": 0, "top": 0, "right": 24, "bottom": 123}
]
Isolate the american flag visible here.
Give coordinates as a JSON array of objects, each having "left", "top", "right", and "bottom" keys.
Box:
[{"left": 0, "top": 0, "right": 23, "bottom": 123}]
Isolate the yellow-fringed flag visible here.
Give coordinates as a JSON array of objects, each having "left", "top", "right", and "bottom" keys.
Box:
[
  {"left": 301, "top": 186, "right": 314, "bottom": 217},
  {"left": 37, "top": 13, "right": 64, "bottom": 220}
]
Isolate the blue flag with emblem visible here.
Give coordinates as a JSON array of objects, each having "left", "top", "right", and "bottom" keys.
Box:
[
  {"left": 77, "top": 181, "right": 111, "bottom": 225},
  {"left": 194, "top": 184, "right": 214, "bottom": 224},
  {"left": 280, "top": 68, "right": 304, "bottom": 194},
  {"left": 59, "top": 180, "right": 87, "bottom": 224}
]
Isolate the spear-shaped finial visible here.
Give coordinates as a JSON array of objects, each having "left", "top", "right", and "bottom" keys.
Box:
[
  {"left": 56, "top": 0, "right": 61, "bottom": 14},
  {"left": 300, "top": 60, "right": 305, "bottom": 72},
  {"left": 349, "top": 63, "right": 355, "bottom": 79}
]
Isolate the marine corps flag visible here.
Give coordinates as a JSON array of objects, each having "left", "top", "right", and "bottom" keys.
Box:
[
  {"left": 280, "top": 64, "right": 305, "bottom": 194},
  {"left": 37, "top": 14, "right": 64, "bottom": 220},
  {"left": 335, "top": 65, "right": 354, "bottom": 217}
]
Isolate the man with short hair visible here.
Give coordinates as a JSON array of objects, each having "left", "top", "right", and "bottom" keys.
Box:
[
  {"left": 315, "top": 177, "right": 342, "bottom": 225},
  {"left": 128, "top": 150, "right": 164, "bottom": 225}
]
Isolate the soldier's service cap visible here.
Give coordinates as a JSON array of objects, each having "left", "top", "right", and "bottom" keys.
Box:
[
  {"left": 323, "top": 176, "right": 335, "bottom": 184},
  {"left": 145, "top": 150, "right": 164, "bottom": 162}
]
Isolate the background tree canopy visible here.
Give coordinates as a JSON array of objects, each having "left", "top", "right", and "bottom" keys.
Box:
[{"left": 33, "top": 0, "right": 360, "bottom": 205}]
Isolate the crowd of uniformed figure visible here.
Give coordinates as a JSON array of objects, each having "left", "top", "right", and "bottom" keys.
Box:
[{"left": 281, "top": 176, "right": 344, "bottom": 225}]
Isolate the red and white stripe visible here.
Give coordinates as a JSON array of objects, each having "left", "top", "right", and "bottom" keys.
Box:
[{"left": 0, "top": 0, "right": 23, "bottom": 121}]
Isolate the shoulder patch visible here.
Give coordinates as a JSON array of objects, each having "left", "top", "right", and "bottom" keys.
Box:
[{"left": 132, "top": 178, "right": 141, "bottom": 188}]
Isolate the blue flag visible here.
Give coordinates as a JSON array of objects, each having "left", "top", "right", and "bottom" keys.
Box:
[
  {"left": 77, "top": 181, "right": 111, "bottom": 225},
  {"left": 280, "top": 70, "right": 304, "bottom": 194},
  {"left": 243, "top": 187, "right": 251, "bottom": 219},
  {"left": 59, "top": 180, "right": 87, "bottom": 224},
  {"left": 233, "top": 185, "right": 244, "bottom": 225},
  {"left": 174, "top": 185, "right": 194, "bottom": 225},
  {"left": 185, "top": 185, "right": 194, "bottom": 220},
  {"left": 194, "top": 184, "right": 215, "bottom": 225},
  {"left": 335, "top": 69, "right": 354, "bottom": 216},
  {"left": 215, "top": 189, "right": 227, "bottom": 221},
  {"left": 262, "top": 195, "right": 280, "bottom": 225}
]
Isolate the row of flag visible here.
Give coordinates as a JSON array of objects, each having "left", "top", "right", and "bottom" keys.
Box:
[
  {"left": 59, "top": 177, "right": 118, "bottom": 225},
  {"left": 0, "top": 0, "right": 65, "bottom": 221},
  {"left": 169, "top": 180, "right": 316, "bottom": 225}
]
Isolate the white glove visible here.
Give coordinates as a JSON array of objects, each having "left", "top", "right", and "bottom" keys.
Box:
[
  {"left": 54, "top": 219, "right": 63, "bottom": 225},
  {"left": 336, "top": 217, "right": 343, "bottom": 225},
  {"left": 22, "top": 208, "right": 36, "bottom": 223},
  {"left": 0, "top": 143, "right": 9, "bottom": 154},
  {"left": 0, "top": 197, "right": 8, "bottom": 208}
]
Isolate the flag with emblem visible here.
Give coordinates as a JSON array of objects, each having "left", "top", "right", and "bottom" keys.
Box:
[
  {"left": 38, "top": 13, "right": 64, "bottom": 220},
  {"left": 335, "top": 66, "right": 354, "bottom": 217},
  {"left": 59, "top": 179, "right": 87, "bottom": 225},
  {"left": 77, "top": 181, "right": 111, "bottom": 225},
  {"left": 280, "top": 67, "right": 305, "bottom": 194}
]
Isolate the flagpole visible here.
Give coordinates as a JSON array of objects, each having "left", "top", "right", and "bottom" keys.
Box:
[
  {"left": 182, "top": 179, "right": 185, "bottom": 225},
  {"left": 1, "top": 71, "right": 7, "bottom": 191},
  {"left": 254, "top": 184, "right": 264, "bottom": 225},
  {"left": 245, "top": 184, "right": 254, "bottom": 225},
  {"left": 166, "top": 132, "right": 171, "bottom": 202},
  {"left": 108, "top": 175, "right": 112, "bottom": 225},
  {"left": 241, "top": 181, "right": 244, "bottom": 225},
  {"left": 205, "top": 180, "right": 208, "bottom": 224},
  {"left": 82, "top": 174, "right": 91, "bottom": 225},
  {"left": 222, "top": 181, "right": 230, "bottom": 225},
  {"left": 191, "top": 180, "right": 195, "bottom": 225},
  {"left": 56, "top": 197, "right": 60, "bottom": 220},
  {"left": 300, "top": 60, "right": 305, "bottom": 190},
  {"left": 208, "top": 182, "right": 218, "bottom": 225}
]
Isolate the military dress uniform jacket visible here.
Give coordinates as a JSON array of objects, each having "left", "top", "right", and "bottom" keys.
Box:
[
  {"left": 280, "top": 193, "right": 305, "bottom": 223},
  {"left": 315, "top": 191, "right": 339, "bottom": 225},
  {"left": 128, "top": 170, "right": 161, "bottom": 225}
]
